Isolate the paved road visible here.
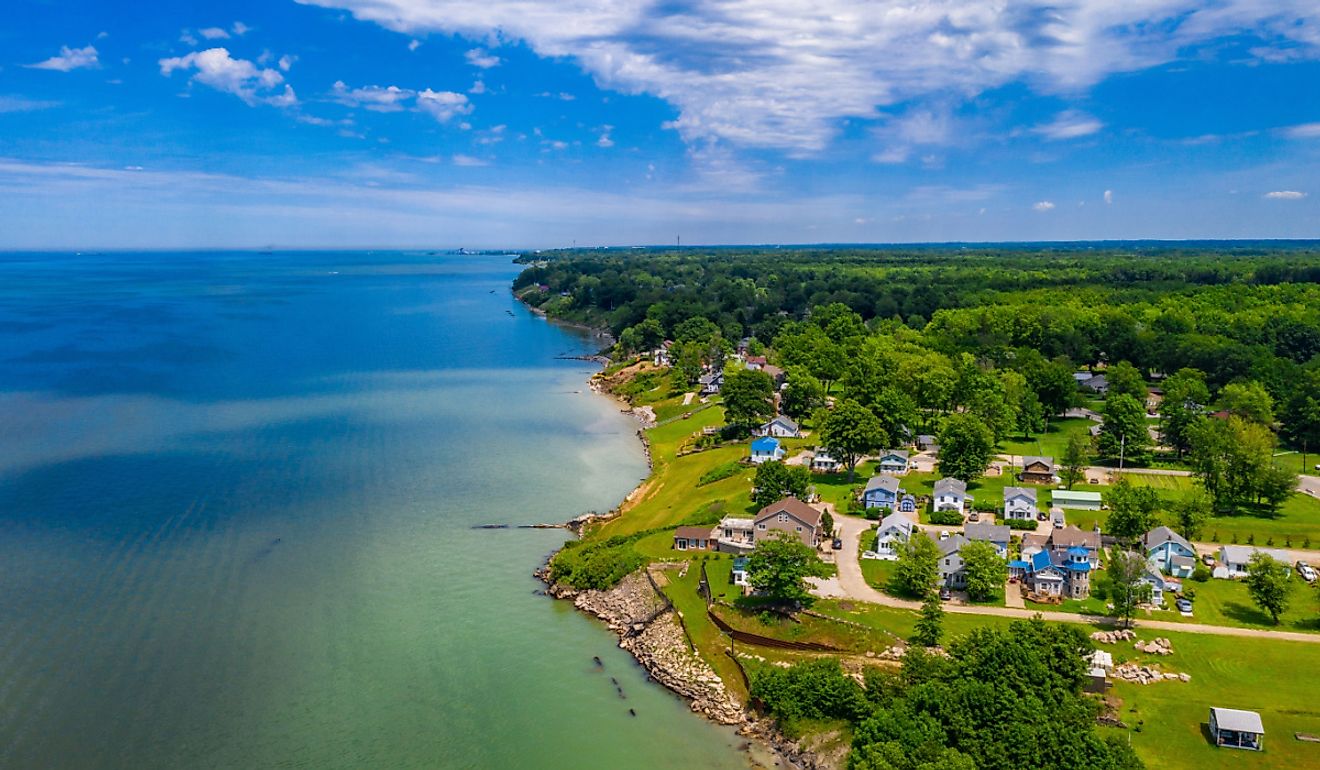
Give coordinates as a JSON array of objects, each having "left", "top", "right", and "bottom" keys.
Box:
[{"left": 822, "top": 512, "right": 1320, "bottom": 644}]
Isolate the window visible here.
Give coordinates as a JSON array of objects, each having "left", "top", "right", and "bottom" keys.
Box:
[
  {"left": 795, "top": 526, "right": 802, "bottom": 532},
  {"left": 778, "top": 513, "right": 788, "bottom": 522},
  {"left": 758, "top": 524, "right": 766, "bottom": 530}
]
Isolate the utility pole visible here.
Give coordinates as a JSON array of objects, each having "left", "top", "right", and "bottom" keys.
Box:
[{"left": 1119, "top": 433, "right": 1126, "bottom": 473}]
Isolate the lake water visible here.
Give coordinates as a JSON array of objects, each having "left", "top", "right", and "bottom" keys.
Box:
[{"left": 0, "top": 252, "right": 749, "bottom": 769}]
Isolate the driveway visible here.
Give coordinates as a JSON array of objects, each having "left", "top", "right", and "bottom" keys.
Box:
[{"left": 820, "top": 511, "right": 1320, "bottom": 644}]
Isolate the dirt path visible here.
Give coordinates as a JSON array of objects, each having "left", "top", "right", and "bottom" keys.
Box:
[{"left": 822, "top": 512, "right": 1320, "bottom": 644}]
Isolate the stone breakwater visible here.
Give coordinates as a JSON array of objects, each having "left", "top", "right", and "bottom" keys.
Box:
[{"left": 543, "top": 567, "right": 744, "bottom": 725}]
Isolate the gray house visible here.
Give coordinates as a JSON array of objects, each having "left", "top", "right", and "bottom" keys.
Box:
[
  {"left": 964, "top": 521, "right": 1011, "bottom": 558},
  {"left": 935, "top": 533, "right": 969, "bottom": 589},
  {"left": 932, "top": 477, "right": 968, "bottom": 513},
  {"left": 875, "top": 449, "right": 910, "bottom": 474}
]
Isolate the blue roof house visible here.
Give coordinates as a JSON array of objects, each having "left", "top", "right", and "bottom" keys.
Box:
[
  {"left": 862, "top": 475, "right": 902, "bottom": 511},
  {"left": 749, "top": 437, "right": 785, "bottom": 464}
]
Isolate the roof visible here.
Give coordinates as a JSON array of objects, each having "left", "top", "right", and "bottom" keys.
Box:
[
  {"left": 1052, "top": 490, "right": 1102, "bottom": 504},
  {"left": 720, "top": 517, "right": 755, "bottom": 529},
  {"left": 674, "top": 526, "right": 714, "bottom": 540},
  {"left": 916, "top": 434, "right": 937, "bottom": 443},
  {"left": 1219, "top": 545, "right": 1292, "bottom": 564},
  {"left": 750, "top": 437, "right": 781, "bottom": 453},
  {"left": 763, "top": 415, "right": 800, "bottom": 431},
  {"left": 936, "top": 533, "right": 967, "bottom": 557},
  {"left": 732, "top": 556, "right": 749, "bottom": 570},
  {"left": 746, "top": 355, "right": 767, "bottom": 365},
  {"left": 864, "top": 475, "right": 901, "bottom": 494},
  {"left": 1023, "top": 455, "right": 1055, "bottom": 470},
  {"left": 1008, "top": 559, "right": 1031, "bottom": 570},
  {"left": 878, "top": 449, "right": 910, "bottom": 462},
  {"left": 1051, "top": 525, "right": 1101, "bottom": 551},
  {"left": 965, "top": 521, "right": 1011, "bottom": 543},
  {"left": 878, "top": 511, "right": 915, "bottom": 533},
  {"left": 1143, "top": 525, "right": 1193, "bottom": 553},
  {"left": 1030, "top": 550, "right": 1055, "bottom": 572},
  {"left": 1210, "top": 708, "right": 1265, "bottom": 735},
  {"left": 934, "top": 477, "right": 967, "bottom": 496},
  {"left": 755, "top": 497, "right": 823, "bottom": 528},
  {"left": 1067, "top": 545, "right": 1090, "bottom": 556},
  {"left": 1004, "top": 486, "right": 1038, "bottom": 503},
  {"left": 761, "top": 364, "right": 785, "bottom": 379}
]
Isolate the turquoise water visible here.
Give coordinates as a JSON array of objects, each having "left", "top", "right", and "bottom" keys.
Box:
[{"left": 0, "top": 252, "right": 749, "bottom": 769}]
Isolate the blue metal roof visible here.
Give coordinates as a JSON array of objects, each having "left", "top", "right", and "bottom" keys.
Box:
[
  {"left": 1008, "top": 560, "right": 1030, "bottom": 570},
  {"left": 1030, "top": 550, "right": 1053, "bottom": 571},
  {"left": 750, "top": 437, "right": 780, "bottom": 452},
  {"left": 1064, "top": 561, "right": 1093, "bottom": 572},
  {"left": 732, "top": 557, "right": 749, "bottom": 570},
  {"left": 1067, "top": 546, "right": 1090, "bottom": 556}
]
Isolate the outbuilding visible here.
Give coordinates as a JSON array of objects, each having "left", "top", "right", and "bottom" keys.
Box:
[
  {"left": 1051, "top": 490, "right": 1103, "bottom": 510},
  {"left": 1208, "top": 707, "right": 1264, "bottom": 751}
]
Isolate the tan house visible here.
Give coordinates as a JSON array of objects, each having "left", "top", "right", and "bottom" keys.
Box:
[
  {"left": 1020, "top": 456, "right": 1057, "bottom": 485},
  {"left": 752, "top": 497, "right": 823, "bottom": 549},
  {"left": 672, "top": 526, "right": 715, "bottom": 551}
]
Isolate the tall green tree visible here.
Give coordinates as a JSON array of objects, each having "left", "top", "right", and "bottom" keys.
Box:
[
  {"left": 1106, "top": 361, "right": 1148, "bottom": 402},
  {"left": 1159, "top": 368, "right": 1210, "bottom": 457},
  {"left": 1101, "top": 548, "right": 1153, "bottom": 628},
  {"left": 1218, "top": 381, "right": 1275, "bottom": 426},
  {"left": 959, "top": 541, "right": 1007, "bottom": 602},
  {"left": 820, "top": 399, "right": 888, "bottom": 482},
  {"left": 1060, "top": 432, "right": 1092, "bottom": 489},
  {"left": 936, "top": 413, "right": 995, "bottom": 483},
  {"left": 1104, "top": 478, "right": 1162, "bottom": 543},
  {"left": 746, "top": 533, "right": 830, "bottom": 608},
  {"left": 894, "top": 535, "right": 940, "bottom": 598},
  {"left": 780, "top": 367, "right": 826, "bottom": 419},
  {"left": 752, "top": 461, "right": 812, "bottom": 508},
  {"left": 1098, "top": 393, "right": 1151, "bottom": 465},
  {"left": 1022, "top": 354, "right": 1078, "bottom": 417},
  {"left": 911, "top": 590, "right": 944, "bottom": 648},
  {"left": 1244, "top": 552, "right": 1292, "bottom": 624},
  {"left": 722, "top": 368, "right": 775, "bottom": 431},
  {"left": 1169, "top": 490, "right": 1212, "bottom": 541}
]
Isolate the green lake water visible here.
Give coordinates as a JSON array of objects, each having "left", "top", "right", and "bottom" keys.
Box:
[{"left": 0, "top": 251, "right": 751, "bottom": 769}]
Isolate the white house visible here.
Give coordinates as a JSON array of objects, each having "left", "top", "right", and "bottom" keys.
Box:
[
  {"left": 872, "top": 511, "right": 916, "bottom": 560},
  {"left": 936, "top": 534, "right": 969, "bottom": 589},
  {"left": 749, "top": 437, "right": 786, "bottom": 464},
  {"left": 932, "top": 477, "right": 968, "bottom": 513},
  {"left": 1003, "top": 487, "right": 1039, "bottom": 521},
  {"left": 1217, "top": 545, "right": 1292, "bottom": 578},
  {"left": 756, "top": 415, "right": 801, "bottom": 438},
  {"left": 875, "top": 449, "right": 910, "bottom": 475},
  {"left": 810, "top": 450, "right": 840, "bottom": 472}
]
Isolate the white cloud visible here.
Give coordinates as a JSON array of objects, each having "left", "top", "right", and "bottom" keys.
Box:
[
  {"left": 452, "top": 154, "right": 487, "bottom": 166},
  {"left": 278, "top": 55, "right": 296, "bottom": 72},
  {"left": 1032, "top": 110, "right": 1104, "bottom": 140},
  {"left": 331, "top": 81, "right": 415, "bottom": 111},
  {"left": 199, "top": 27, "right": 231, "bottom": 40},
  {"left": 1264, "top": 190, "right": 1307, "bottom": 199},
  {"left": 464, "top": 48, "right": 500, "bottom": 69},
  {"left": 416, "top": 89, "right": 472, "bottom": 122},
  {"left": 0, "top": 95, "right": 60, "bottom": 112},
  {"left": 408, "top": 39, "right": 421, "bottom": 51},
  {"left": 1284, "top": 122, "right": 1320, "bottom": 139},
  {"left": 597, "top": 126, "right": 615, "bottom": 148},
  {"left": 159, "top": 48, "right": 296, "bottom": 107},
  {"left": 296, "top": 0, "right": 1320, "bottom": 153},
  {"left": 232, "top": 21, "right": 252, "bottom": 36},
  {"left": 1104, "top": 189, "right": 1114, "bottom": 204},
  {"left": 469, "top": 80, "right": 487, "bottom": 94},
  {"left": 1034, "top": 200, "right": 1056, "bottom": 211},
  {"left": 27, "top": 45, "right": 100, "bottom": 72}
]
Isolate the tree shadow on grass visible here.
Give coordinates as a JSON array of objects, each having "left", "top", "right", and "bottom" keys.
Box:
[{"left": 1221, "top": 601, "right": 1276, "bottom": 627}]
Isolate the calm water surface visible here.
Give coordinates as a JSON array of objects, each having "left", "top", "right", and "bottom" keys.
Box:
[{"left": 0, "top": 252, "right": 749, "bottom": 769}]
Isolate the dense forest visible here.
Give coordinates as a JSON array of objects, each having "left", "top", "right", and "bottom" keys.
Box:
[{"left": 514, "top": 244, "right": 1320, "bottom": 459}]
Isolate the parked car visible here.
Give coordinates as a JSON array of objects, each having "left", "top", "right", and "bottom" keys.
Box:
[
  {"left": 1297, "top": 561, "right": 1318, "bottom": 583},
  {"left": 1201, "top": 553, "right": 1216, "bottom": 567},
  {"left": 832, "top": 538, "right": 843, "bottom": 551},
  {"left": 939, "top": 586, "right": 952, "bottom": 600},
  {"left": 1175, "top": 597, "right": 1193, "bottom": 613}
]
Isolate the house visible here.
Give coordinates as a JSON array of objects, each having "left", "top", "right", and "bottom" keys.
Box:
[
  {"left": 1052, "top": 490, "right": 1103, "bottom": 510},
  {"left": 932, "top": 477, "right": 968, "bottom": 513},
  {"left": 744, "top": 355, "right": 767, "bottom": 370},
  {"left": 651, "top": 341, "right": 673, "bottom": 367},
  {"left": 1003, "top": 487, "right": 1039, "bottom": 521},
  {"left": 862, "top": 475, "right": 902, "bottom": 511},
  {"left": 698, "top": 370, "right": 724, "bottom": 395},
  {"left": 875, "top": 449, "right": 910, "bottom": 475},
  {"left": 1143, "top": 526, "right": 1197, "bottom": 578},
  {"left": 1209, "top": 708, "right": 1264, "bottom": 751},
  {"left": 1032, "top": 525, "right": 1103, "bottom": 566},
  {"left": 897, "top": 493, "right": 918, "bottom": 514},
  {"left": 1021, "top": 545, "right": 1092, "bottom": 599},
  {"left": 752, "top": 497, "right": 823, "bottom": 549},
  {"left": 872, "top": 511, "right": 916, "bottom": 560},
  {"left": 761, "top": 365, "right": 786, "bottom": 387},
  {"left": 715, "top": 517, "right": 757, "bottom": 553},
  {"left": 1020, "top": 456, "right": 1057, "bottom": 485},
  {"left": 731, "top": 556, "right": 750, "bottom": 587},
  {"left": 915, "top": 434, "right": 939, "bottom": 453},
  {"left": 673, "top": 526, "right": 715, "bottom": 551},
  {"left": 936, "top": 534, "right": 969, "bottom": 589},
  {"left": 964, "top": 521, "right": 1011, "bottom": 558},
  {"left": 1217, "top": 545, "right": 1292, "bottom": 578},
  {"left": 749, "top": 437, "right": 785, "bottom": 464},
  {"left": 810, "top": 450, "right": 840, "bottom": 473},
  {"left": 757, "top": 415, "right": 801, "bottom": 438},
  {"left": 1077, "top": 372, "right": 1109, "bottom": 394},
  {"left": 1140, "top": 568, "right": 1169, "bottom": 606}
]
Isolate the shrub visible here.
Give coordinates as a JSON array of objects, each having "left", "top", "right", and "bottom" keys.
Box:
[
  {"left": 1247, "top": 533, "right": 1255, "bottom": 545},
  {"left": 1191, "top": 565, "right": 1211, "bottom": 582},
  {"left": 698, "top": 462, "right": 743, "bottom": 486},
  {"left": 1182, "top": 586, "right": 1197, "bottom": 601},
  {"left": 749, "top": 659, "right": 869, "bottom": 724},
  {"left": 1005, "top": 518, "right": 1038, "bottom": 531},
  {"left": 929, "top": 509, "right": 964, "bottom": 526}
]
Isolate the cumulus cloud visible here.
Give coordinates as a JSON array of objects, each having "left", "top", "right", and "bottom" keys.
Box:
[
  {"left": 416, "top": 89, "right": 472, "bottom": 122},
  {"left": 1034, "top": 200, "right": 1056, "bottom": 211},
  {"left": 27, "top": 44, "right": 100, "bottom": 72},
  {"left": 159, "top": 48, "right": 296, "bottom": 107},
  {"left": 1264, "top": 190, "right": 1307, "bottom": 199},
  {"left": 199, "top": 27, "right": 231, "bottom": 40},
  {"left": 1104, "top": 189, "right": 1114, "bottom": 204},
  {"left": 331, "top": 81, "right": 415, "bottom": 111},
  {"left": 296, "top": 0, "right": 1320, "bottom": 153},
  {"left": 597, "top": 126, "right": 615, "bottom": 148},
  {"left": 451, "top": 154, "right": 487, "bottom": 166},
  {"left": 1032, "top": 110, "right": 1104, "bottom": 140},
  {"left": 464, "top": 48, "right": 500, "bottom": 69},
  {"left": 232, "top": 21, "right": 251, "bottom": 36}
]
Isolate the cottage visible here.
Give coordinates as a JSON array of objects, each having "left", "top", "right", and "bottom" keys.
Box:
[
  {"left": 936, "top": 534, "right": 969, "bottom": 589},
  {"left": 964, "top": 521, "right": 1011, "bottom": 558},
  {"left": 1051, "top": 490, "right": 1103, "bottom": 510},
  {"left": 1217, "top": 545, "right": 1292, "bottom": 578},
  {"left": 752, "top": 497, "right": 823, "bottom": 549},
  {"left": 872, "top": 511, "right": 916, "bottom": 560},
  {"left": 744, "top": 355, "right": 767, "bottom": 370},
  {"left": 715, "top": 517, "right": 757, "bottom": 553},
  {"left": 698, "top": 370, "right": 724, "bottom": 395},
  {"left": 673, "top": 526, "right": 715, "bottom": 551},
  {"left": 1143, "top": 526, "right": 1197, "bottom": 578},
  {"left": 1020, "top": 456, "right": 1057, "bottom": 485},
  {"left": 1022, "top": 546, "right": 1092, "bottom": 598},
  {"left": 898, "top": 494, "right": 918, "bottom": 514},
  {"left": 1003, "top": 487, "right": 1039, "bottom": 521},
  {"left": 932, "top": 477, "right": 968, "bottom": 513},
  {"left": 1140, "top": 567, "right": 1169, "bottom": 606},
  {"left": 875, "top": 449, "right": 911, "bottom": 475},
  {"left": 651, "top": 340, "right": 673, "bottom": 367},
  {"left": 757, "top": 415, "right": 801, "bottom": 438},
  {"left": 862, "top": 475, "right": 902, "bottom": 511},
  {"left": 915, "top": 434, "right": 940, "bottom": 453},
  {"left": 749, "top": 437, "right": 786, "bottom": 464},
  {"left": 810, "top": 450, "right": 840, "bottom": 473},
  {"left": 1209, "top": 708, "right": 1264, "bottom": 751},
  {"left": 1077, "top": 372, "right": 1109, "bottom": 394}
]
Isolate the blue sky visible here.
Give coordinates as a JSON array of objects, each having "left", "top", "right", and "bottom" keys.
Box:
[{"left": 2, "top": 0, "right": 1319, "bottom": 248}]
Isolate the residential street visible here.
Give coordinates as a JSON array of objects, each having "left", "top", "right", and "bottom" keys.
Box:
[{"left": 819, "top": 512, "right": 1320, "bottom": 644}]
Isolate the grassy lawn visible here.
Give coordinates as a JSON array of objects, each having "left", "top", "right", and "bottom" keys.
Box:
[
  {"left": 998, "top": 417, "right": 1096, "bottom": 459},
  {"left": 1156, "top": 577, "right": 1320, "bottom": 634},
  {"left": 1024, "top": 596, "right": 1110, "bottom": 615},
  {"left": 659, "top": 561, "right": 751, "bottom": 703}
]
